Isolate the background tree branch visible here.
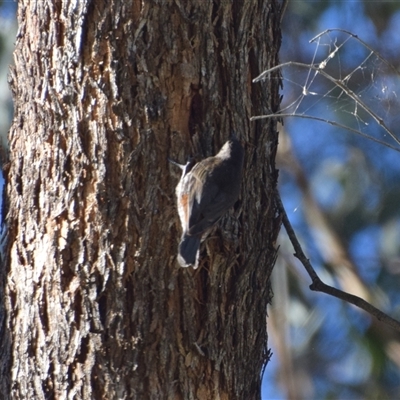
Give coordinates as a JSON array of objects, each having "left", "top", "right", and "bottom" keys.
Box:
[{"left": 276, "top": 191, "right": 400, "bottom": 333}]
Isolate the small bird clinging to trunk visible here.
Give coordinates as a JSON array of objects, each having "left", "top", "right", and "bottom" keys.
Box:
[{"left": 171, "top": 136, "right": 244, "bottom": 268}]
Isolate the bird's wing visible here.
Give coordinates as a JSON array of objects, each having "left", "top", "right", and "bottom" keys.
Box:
[{"left": 186, "top": 159, "right": 231, "bottom": 235}]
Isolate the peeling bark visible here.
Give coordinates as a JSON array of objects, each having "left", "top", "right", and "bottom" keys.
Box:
[{"left": 0, "top": 0, "right": 282, "bottom": 399}]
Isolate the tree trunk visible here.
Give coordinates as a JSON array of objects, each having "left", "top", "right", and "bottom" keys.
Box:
[{"left": 0, "top": 0, "right": 282, "bottom": 399}]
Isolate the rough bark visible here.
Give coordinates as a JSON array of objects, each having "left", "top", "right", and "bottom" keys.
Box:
[{"left": 0, "top": 0, "right": 281, "bottom": 399}]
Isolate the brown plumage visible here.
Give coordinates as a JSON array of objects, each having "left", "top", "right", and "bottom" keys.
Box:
[{"left": 173, "top": 137, "right": 244, "bottom": 268}]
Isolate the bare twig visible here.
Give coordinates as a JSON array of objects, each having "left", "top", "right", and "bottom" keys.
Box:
[
  {"left": 251, "top": 113, "right": 400, "bottom": 153},
  {"left": 275, "top": 191, "right": 400, "bottom": 333},
  {"left": 310, "top": 29, "right": 400, "bottom": 75},
  {"left": 253, "top": 61, "right": 400, "bottom": 147}
]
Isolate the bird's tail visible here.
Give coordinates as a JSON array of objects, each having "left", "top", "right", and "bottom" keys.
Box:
[{"left": 178, "top": 234, "right": 201, "bottom": 268}]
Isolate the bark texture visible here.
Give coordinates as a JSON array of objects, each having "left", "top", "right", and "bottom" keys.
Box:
[{"left": 0, "top": 0, "right": 282, "bottom": 399}]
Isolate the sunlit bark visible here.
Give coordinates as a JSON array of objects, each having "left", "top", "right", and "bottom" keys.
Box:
[{"left": 0, "top": 1, "right": 282, "bottom": 398}]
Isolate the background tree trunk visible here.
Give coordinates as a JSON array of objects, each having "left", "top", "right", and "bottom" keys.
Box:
[{"left": 0, "top": 0, "right": 282, "bottom": 399}]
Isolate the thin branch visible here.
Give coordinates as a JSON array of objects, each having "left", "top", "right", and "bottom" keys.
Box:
[
  {"left": 275, "top": 191, "right": 400, "bottom": 333},
  {"left": 251, "top": 113, "right": 400, "bottom": 153},
  {"left": 279, "top": 0, "right": 289, "bottom": 24},
  {"left": 253, "top": 61, "right": 400, "bottom": 147},
  {"left": 310, "top": 29, "right": 400, "bottom": 76}
]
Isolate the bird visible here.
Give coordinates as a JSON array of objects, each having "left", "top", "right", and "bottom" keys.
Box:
[{"left": 171, "top": 136, "right": 244, "bottom": 268}]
